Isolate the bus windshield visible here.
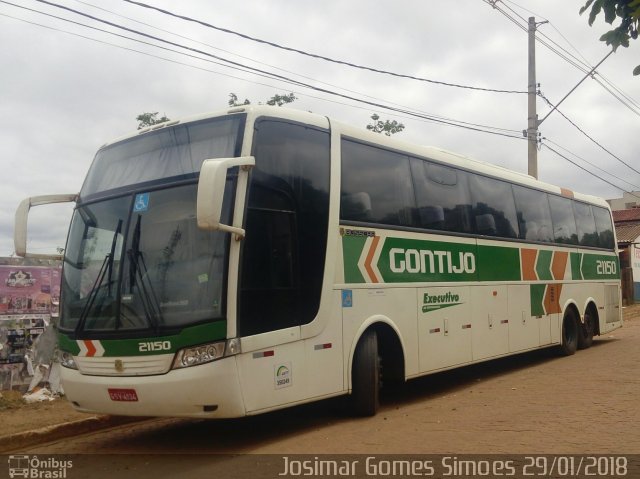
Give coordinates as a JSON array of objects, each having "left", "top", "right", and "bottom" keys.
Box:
[
  {"left": 60, "top": 183, "right": 233, "bottom": 334},
  {"left": 81, "top": 115, "right": 244, "bottom": 199},
  {"left": 59, "top": 115, "right": 243, "bottom": 335}
]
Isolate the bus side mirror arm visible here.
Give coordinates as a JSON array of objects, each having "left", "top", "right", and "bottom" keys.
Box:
[
  {"left": 14, "top": 193, "right": 78, "bottom": 259},
  {"left": 197, "top": 156, "right": 255, "bottom": 238}
]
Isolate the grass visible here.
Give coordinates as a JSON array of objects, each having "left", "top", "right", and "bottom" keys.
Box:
[{"left": 0, "top": 390, "right": 25, "bottom": 411}]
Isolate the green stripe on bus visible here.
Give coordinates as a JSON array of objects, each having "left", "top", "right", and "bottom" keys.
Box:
[
  {"left": 476, "top": 245, "right": 521, "bottom": 281},
  {"left": 342, "top": 235, "right": 366, "bottom": 283},
  {"left": 530, "top": 284, "right": 546, "bottom": 316},
  {"left": 58, "top": 320, "right": 227, "bottom": 356},
  {"left": 571, "top": 253, "right": 583, "bottom": 280},
  {"left": 580, "top": 253, "right": 620, "bottom": 280},
  {"left": 58, "top": 333, "right": 80, "bottom": 355},
  {"left": 341, "top": 230, "right": 620, "bottom": 284},
  {"left": 378, "top": 237, "right": 478, "bottom": 283},
  {"left": 535, "top": 250, "right": 553, "bottom": 281}
]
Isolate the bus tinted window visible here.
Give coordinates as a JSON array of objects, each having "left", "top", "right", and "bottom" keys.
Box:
[
  {"left": 468, "top": 175, "right": 519, "bottom": 238},
  {"left": 410, "top": 159, "right": 472, "bottom": 233},
  {"left": 593, "top": 206, "right": 615, "bottom": 249},
  {"left": 240, "top": 119, "right": 330, "bottom": 336},
  {"left": 341, "top": 140, "right": 415, "bottom": 227},
  {"left": 83, "top": 116, "right": 244, "bottom": 197},
  {"left": 574, "top": 202, "right": 599, "bottom": 247},
  {"left": 549, "top": 195, "right": 578, "bottom": 244},
  {"left": 513, "top": 185, "right": 553, "bottom": 242}
]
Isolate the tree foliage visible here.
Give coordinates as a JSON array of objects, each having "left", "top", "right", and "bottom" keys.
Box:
[
  {"left": 228, "top": 93, "right": 251, "bottom": 107},
  {"left": 265, "top": 92, "right": 297, "bottom": 106},
  {"left": 580, "top": 0, "right": 640, "bottom": 75},
  {"left": 228, "top": 92, "right": 297, "bottom": 107},
  {"left": 366, "top": 113, "right": 405, "bottom": 136},
  {"left": 136, "top": 112, "right": 170, "bottom": 129}
]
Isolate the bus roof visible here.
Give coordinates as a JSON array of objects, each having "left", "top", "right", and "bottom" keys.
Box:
[{"left": 100, "top": 105, "right": 610, "bottom": 210}]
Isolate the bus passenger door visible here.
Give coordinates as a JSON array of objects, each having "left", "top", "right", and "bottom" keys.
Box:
[{"left": 234, "top": 117, "right": 333, "bottom": 414}]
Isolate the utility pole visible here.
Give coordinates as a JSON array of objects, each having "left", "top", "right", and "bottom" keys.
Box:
[{"left": 527, "top": 16, "right": 538, "bottom": 179}]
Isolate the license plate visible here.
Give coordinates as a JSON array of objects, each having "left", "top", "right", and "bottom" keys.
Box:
[{"left": 108, "top": 388, "right": 139, "bottom": 402}]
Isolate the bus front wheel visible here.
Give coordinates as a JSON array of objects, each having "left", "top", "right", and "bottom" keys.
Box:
[
  {"left": 558, "top": 309, "right": 579, "bottom": 356},
  {"left": 351, "top": 329, "right": 380, "bottom": 416}
]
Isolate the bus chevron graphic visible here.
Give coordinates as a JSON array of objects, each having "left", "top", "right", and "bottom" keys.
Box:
[
  {"left": 76, "top": 339, "right": 105, "bottom": 357},
  {"left": 358, "top": 235, "right": 382, "bottom": 283},
  {"left": 341, "top": 232, "right": 620, "bottom": 284}
]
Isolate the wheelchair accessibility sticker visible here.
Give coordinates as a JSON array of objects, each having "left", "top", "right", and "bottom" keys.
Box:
[
  {"left": 342, "top": 289, "right": 353, "bottom": 308},
  {"left": 133, "top": 193, "right": 150, "bottom": 212}
]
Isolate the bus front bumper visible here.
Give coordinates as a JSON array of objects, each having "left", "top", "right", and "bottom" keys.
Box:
[{"left": 60, "top": 356, "right": 246, "bottom": 418}]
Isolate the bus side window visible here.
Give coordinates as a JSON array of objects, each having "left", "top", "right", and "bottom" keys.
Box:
[
  {"left": 573, "top": 202, "right": 599, "bottom": 247},
  {"left": 513, "top": 185, "right": 553, "bottom": 243},
  {"left": 341, "top": 139, "right": 416, "bottom": 227},
  {"left": 549, "top": 195, "right": 578, "bottom": 245},
  {"left": 468, "top": 175, "right": 519, "bottom": 238},
  {"left": 593, "top": 206, "right": 615, "bottom": 250},
  {"left": 410, "top": 158, "right": 472, "bottom": 234}
]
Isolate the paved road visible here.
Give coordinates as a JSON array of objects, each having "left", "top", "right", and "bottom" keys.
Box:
[{"left": 18, "top": 314, "right": 640, "bottom": 477}]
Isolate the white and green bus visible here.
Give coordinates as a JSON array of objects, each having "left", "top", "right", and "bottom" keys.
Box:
[{"left": 15, "top": 106, "right": 621, "bottom": 417}]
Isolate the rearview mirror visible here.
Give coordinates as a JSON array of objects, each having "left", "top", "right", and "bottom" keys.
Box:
[
  {"left": 14, "top": 193, "right": 78, "bottom": 259},
  {"left": 197, "top": 156, "right": 255, "bottom": 237}
]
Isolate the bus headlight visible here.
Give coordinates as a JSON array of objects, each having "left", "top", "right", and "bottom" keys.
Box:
[
  {"left": 172, "top": 341, "right": 226, "bottom": 369},
  {"left": 60, "top": 351, "right": 78, "bottom": 370}
]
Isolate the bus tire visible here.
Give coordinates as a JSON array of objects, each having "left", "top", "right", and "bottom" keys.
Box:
[
  {"left": 577, "top": 310, "right": 595, "bottom": 350},
  {"left": 558, "top": 309, "right": 578, "bottom": 356},
  {"left": 351, "top": 329, "right": 380, "bottom": 417}
]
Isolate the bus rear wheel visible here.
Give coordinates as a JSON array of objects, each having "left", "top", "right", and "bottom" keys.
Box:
[
  {"left": 351, "top": 329, "right": 380, "bottom": 416},
  {"left": 577, "top": 310, "right": 595, "bottom": 350},
  {"left": 558, "top": 309, "right": 578, "bottom": 356}
]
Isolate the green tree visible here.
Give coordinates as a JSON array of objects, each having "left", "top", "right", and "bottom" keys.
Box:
[
  {"left": 366, "top": 113, "right": 405, "bottom": 136},
  {"left": 228, "top": 92, "right": 297, "bottom": 106},
  {"left": 136, "top": 112, "right": 170, "bottom": 129},
  {"left": 228, "top": 93, "right": 251, "bottom": 107},
  {"left": 266, "top": 92, "right": 297, "bottom": 106},
  {"left": 580, "top": 0, "right": 640, "bottom": 75}
]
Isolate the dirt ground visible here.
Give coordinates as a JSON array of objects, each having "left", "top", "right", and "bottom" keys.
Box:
[{"left": 2, "top": 303, "right": 640, "bottom": 453}]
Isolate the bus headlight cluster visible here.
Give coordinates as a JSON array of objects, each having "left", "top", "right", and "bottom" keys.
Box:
[
  {"left": 172, "top": 341, "right": 226, "bottom": 369},
  {"left": 60, "top": 351, "right": 78, "bottom": 370}
]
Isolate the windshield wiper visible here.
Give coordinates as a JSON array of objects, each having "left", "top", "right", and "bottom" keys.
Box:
[
  {"left": 75, "top": 219, "right": 122, "bottom": 334},
  {"left": 126, "top": 215, "right": 163, "bottom": 332}
]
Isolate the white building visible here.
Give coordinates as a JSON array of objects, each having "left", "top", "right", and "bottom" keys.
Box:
[{"left": 608, "top": 191, "right": 640, "bottom": 211}]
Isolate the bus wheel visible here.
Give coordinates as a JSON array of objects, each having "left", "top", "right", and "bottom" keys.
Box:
[
  {"left": 558, "top": 309, "right": 578, "bottom": 356},
  {"left": 577, "top": 310, "right": 595, "bottom": 350},
  {"left": 351, "top": 329, "right": 380, "bottom": 417}
]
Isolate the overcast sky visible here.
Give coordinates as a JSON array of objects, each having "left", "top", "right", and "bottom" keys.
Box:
[{"left": 1, "top": 0, "right": 638, "bottom": 257}]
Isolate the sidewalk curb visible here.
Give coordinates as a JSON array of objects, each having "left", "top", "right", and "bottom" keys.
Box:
[{"left": 0, "top": 415, "right": 147, "bottom": 452}]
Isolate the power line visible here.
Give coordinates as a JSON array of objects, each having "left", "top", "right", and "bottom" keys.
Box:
[
  {"left": 538, "top": 92, "right": 640, "bottom": 176},
  {"left": 543, "top": 143, "right": 640, "bottom": 200},
  {"left": 67, "top": 0, "right": 522, "bottom": 135},
  {"left": 483, "top": 0, "right": 640, "bottom": 118},
  {"left": 543, "top": 137, "right": 640, "bottom": 191},
  {"left": 1, "top": 3, "right": 523, "bottom": 140},
  {"left": 121, "top": 0, "right": 527, "bottom": 95},
  {"left": 538, "top": 51, "right": 614, "bottom": 125}
]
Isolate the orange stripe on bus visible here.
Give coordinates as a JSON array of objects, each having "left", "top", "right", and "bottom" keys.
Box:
[
  {"left": 521, "top": 248, "right": 538, "bottom": 281},
  {"left": 365, "top": 236, "right": 380, "bottom": 283},
  {"left": 543, "top": 284, "right": 563, "bottom": 314},
  {"left": 84, "top": 340, "right": 97, "bottom": 357},
  {"left": 560, "top": 188, "right": 574, "bottom": 198},
  {"left": 551, "top": 251, "right": 568, "bottom": 280}
]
